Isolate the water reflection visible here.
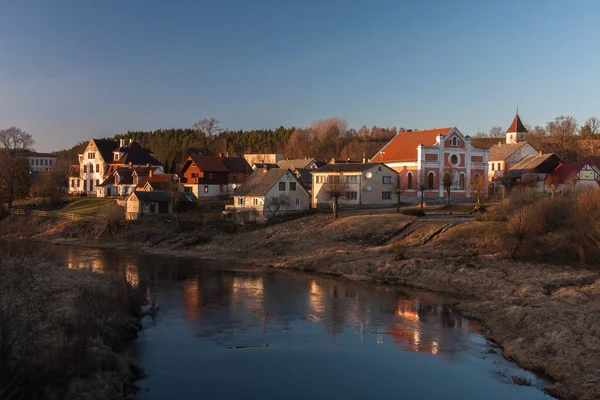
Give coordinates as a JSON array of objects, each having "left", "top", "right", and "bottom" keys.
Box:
[{"left": 18, "top": 243, "right": 551, "bottom": 400}]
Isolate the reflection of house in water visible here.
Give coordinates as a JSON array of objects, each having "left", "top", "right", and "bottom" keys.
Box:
[
  {"left": 387, "top": 299, "right": 479, "bottom": 357},
  {"left": 231, "top": 276, "right": 265, "bottom": 319},
  {"left": 125, "top": 262, "right": 139, "bottom": 288}
]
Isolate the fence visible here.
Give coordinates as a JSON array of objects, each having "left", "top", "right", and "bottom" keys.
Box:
[{"left": 7, "top": 208, "right": 99, "bottom": 221}]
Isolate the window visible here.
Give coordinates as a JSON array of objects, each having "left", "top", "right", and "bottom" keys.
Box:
[
  {"left": 70, "top": 179, "right": 74, "bottom": 188},
  {"left": 237, "top": 197, "right": 244, "bottom": 205},
  {"left": 83, "top": 165, "right": 87, "bottom": 173},
  {"left": 316, "top": 176, "right": 323, "bottom": 184},
  {"left": 347, "top": 191, "right": 358, "bottom": 200},
  {"left": 407, "top": 172, "right": 413, "bottom": 189},
  {"left": 253, "top": 198, "right": 259, "bottom": 206},
  {"left": 204, "top": 185, "right": 209, "bottom": 193},
  {"left": 96, "top": 164, "right": 99, "bottom": 173},
  {"left": 35, "top": 159, "right": 39, "bottom": 165},
  {"left": 115, "top": 175, "right": 119, "bottom": 184},
  {"left": 44, "top": 159, "right": 48, "bottom": 166},
  {"left": 220, "top": 184, "right": 225, "bottom": 193},
  {"left": 459, "top": 174, "right": 465, "bottom": 190},
  {"left": 114, "top": 153, "right": 119, "bottom": 160},
  {"left": 491, "top": 163, "right": 495, "bottom": 171},
  {"left": 191, "top": 172, "right": 198, "bottom": 178},
  {"left": 124, "top": 186, "right": 128, "bottom": 194},
  {"left": 279, "top": 182, "right": 286, "bottom": 191},
  {"left": 185, "top": 186, "right": 193, "bottom": 193},
  {"left": 497, "top": 163, "right": 501, "bottom": 170},
  {"left": 88, "top": 153, "right": 95, "bottom": 159},
  {"left": 382, "top": 176, "right": 392, "bottom": 184},
  {"left": 49, "top": 160, "right": 53, "bottom": 166},
  {"left": 232, "top": 175, "right": 237, "bottom": 182},
  {"left": 450, "top": 154, "right": 458, "bottom": 165},
  {"left": 208, "top": 173, "right": 213, "bottom": 180},
  {"left": 328, "top": 175, "right": 340, "bottom": 183},
  {"left": 30, "top": 159, "right": 33, "bottom": 165},
  {"left": 428, "top": 172, "right": 434, "bottom": 189},
  {"left": 290, "top": 182, "right": 296, "bottom": 191},
  {"left": 96, "top": 179, "right": 99, "bottom": 187},
  {"left": 346, "top": 176, "right": 357, "bottom": 184},
  {"left": 382, "top": 191, "right": 392, "bottom": 200},
  {"left": 295, "top": 198, "right": 300, "bottom": 207},
  {"left": 77, "top": 180, "right": 80, "bottom": 188}
]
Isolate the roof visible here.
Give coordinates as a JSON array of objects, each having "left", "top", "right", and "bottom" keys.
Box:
[
  {"left": 186, "top": 155, "right": 229, "bottom": 172},
  {"left": 507, "top": 114, "right": 528, "bottom": 133},
  {"left": 110, "top": 141, "right": 162, "bottom": 166},
  {"left": 130, "top": 190, "right": 172, "bottom": 202},
  {"left": 25, "top": 151, "right": 56, "bottom": 158},
  {"left": 293, "top": 168, "right": 312, "bottom": 185},
  {"left": 135, "top": 174, "right": 177, "bottom": 190},
  {"left": 234, "top": 168, "right": 290, "bottom": 197},
  {"left": 313, "top": 162, "right": 390, "bottom": 173},
  {"left": 92, "top": 139, "right": 120, "bottom": 163},
  {"left": 488, "top": 142, "right": 530, "bottom": 161},
  {"left": 370, "top": 127, "right": 452, "bottom": 163},
  {"left": 277, "top": 158, "right": 317, "bottom": 169},
  {"left": 68, "top": 165, "right": 80, "bottom": 178},
  {"left": 220, "top": 157, "right": 252, "bottom": 174},
  {"left": 509, "top": 153, "right": 559, "bottom": 171},
  {"left": 546, "top": 162, "right": 588, "bottom": 184},
  {"left": 471, "top": 138, "right": 505, "bottom": 149},
  {"left": 252, "top": 163, "right": 279, "bottom": 170}
]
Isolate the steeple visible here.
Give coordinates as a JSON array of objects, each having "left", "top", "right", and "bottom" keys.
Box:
[{"left": 506, "top": 113, "right": 528, "bottom": 144}]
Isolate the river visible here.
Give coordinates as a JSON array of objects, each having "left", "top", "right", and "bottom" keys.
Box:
[{"left": 19, "top": 243, "right": 552, "bottom": 399}]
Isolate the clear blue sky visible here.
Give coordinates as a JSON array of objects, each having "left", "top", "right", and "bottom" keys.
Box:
[{"left": 1, "top": 0, "right": 599, "bottom": 151}]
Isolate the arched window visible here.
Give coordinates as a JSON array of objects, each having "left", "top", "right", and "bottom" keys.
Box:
[
  {"left": 443, "top": 172, "right": 451, "bottom": 188},
  {"left": 459, "top": 174, "right": 465, "bottom": 190},
  {"left": 450, "top": 154, "right": 458, "bottom": 165},
  {"left": 407, "top": 172, "right": 413, "bottom": 189},
  {"left": 427, "top": 172, "right": 434, "bottom": 190}
]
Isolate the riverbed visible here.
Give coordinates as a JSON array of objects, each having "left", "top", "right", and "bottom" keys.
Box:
[{"left": 28, "top": 243, "right": 552, "bottom": 399}]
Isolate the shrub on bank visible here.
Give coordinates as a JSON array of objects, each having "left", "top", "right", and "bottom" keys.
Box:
[{"left": 400, "top": 209, "right": 425, "bottom": 217}]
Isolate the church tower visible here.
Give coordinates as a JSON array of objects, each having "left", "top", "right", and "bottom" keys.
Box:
[{"left": 506, "top": 113, "right": 528, "bottom": 144}]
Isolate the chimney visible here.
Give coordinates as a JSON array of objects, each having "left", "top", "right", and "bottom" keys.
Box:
[
  {"left": 330, "top": 158, "right": 335, "bottom": 164},
  {"left": 146, "top": 163, "right": 150, "bottom": 167},
  {"left": 362, "top": 153, "right": 366, "bottom": 164},
  {"left": 498, "top": 141, "right": 502, "bottom": 146},
  {"left": 129, "top": 161, "right": 133, "bottom": 169},
  {"left": 119, "top": 138, "right": 125, "bottom": 147},
  {"left": 218, "top": 152, "right": 224, "bottom": 158},
  {"left": 539, "top": 150, "right": 543, "bottom": 156},
  {"left": 263, "top": 165, "right": 269, "bottom": 173},
  {"left": 149, "top": 169, "right": 153, "bottom": 177}
]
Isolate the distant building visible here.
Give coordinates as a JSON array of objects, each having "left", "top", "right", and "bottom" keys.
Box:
[
  {"left": 370, "top": 127, "right": 488, "bottom": 202},
  {"left": 545, "top": 157, "right": 600, "bottom": 194},
  {"left": 69, "top": 138, "right": 163, "bottom": 196},
  {"left": 277, "top": 158, "right": 319, "bottom": 170},
  {"left": 26, "top": 152, "right": 57, "bottom": 173},
  {"left": 508, "top": 152, "right": 561, "bottom": 192},
  {"left": 311, "top": 162, "right": 399, "bottom": 208},
  {"left": 97, "top": 166, "right": 164, "bottom": 197},
  {"left": 243, "top": 153, "right": 283, "bottom": 166},
  {"left": 125, "top": 190, "right": 195, "bottom": 220}
]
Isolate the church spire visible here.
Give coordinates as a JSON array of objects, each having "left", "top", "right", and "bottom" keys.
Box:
[{"left": 506, "top": 113, "right": 528, "bottom": 144}]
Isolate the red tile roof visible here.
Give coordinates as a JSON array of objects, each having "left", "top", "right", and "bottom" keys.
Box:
[
  {"left": 506, "top": 114, "right": 528, "bottom": 133},
  {"left": 370, "top": 127, "right": 452, "bottom": 163},
  {"left": 546, "top": 162, "right": 586, "bottom": 184},
  {"left": 186, "top": 155, "right": 230, "bottom": 172},
  {"left": 135, "top": 174, "right": 177, "bottom": 190}
]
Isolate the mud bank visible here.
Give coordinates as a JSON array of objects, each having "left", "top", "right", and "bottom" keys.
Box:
[{"left": 2, "top": 214, "right": 600, "bottom": 399}]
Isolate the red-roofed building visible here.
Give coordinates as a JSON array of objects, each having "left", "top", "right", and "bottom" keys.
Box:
[
  {"left": 545, "top": 159, "right": 600, "bottom": 194},
  {"left": 370, "top": 127, "right": 488, "bottom": 202},
  {"left": 180, "top": 154, "right": 251, "bottom": 198}
]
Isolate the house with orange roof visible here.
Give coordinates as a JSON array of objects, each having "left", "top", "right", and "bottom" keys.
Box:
[{"left": 370, "top": 127, "right": 488, "bottom": 202}]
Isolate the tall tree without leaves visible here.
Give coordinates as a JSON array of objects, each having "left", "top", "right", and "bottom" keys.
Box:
[
  {"left": 322, "top": 175, "right": 348, "bottom": 218},
  {"left": 0, "top": 127, "right": 34, "bottom": 208},
  {"left": 488, "top": 126, "right": 504, "bottom": 138}
]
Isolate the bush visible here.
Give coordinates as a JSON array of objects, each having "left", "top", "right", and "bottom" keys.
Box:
[
  {"left": 475, "top": 214, "right": 507, "bottom": 222},
  {"left": 400, "top": 209, "right": 425, "bottom": 217}
]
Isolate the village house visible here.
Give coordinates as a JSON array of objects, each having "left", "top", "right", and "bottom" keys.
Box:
[
  {"left": 311, "top": 162, "right": 399, "bottom": 208},
  {"left": 180, "top": 155, "right": 251, "bottom": 198},
  {"left": 487, "top": 114, "right": 539, "bottom": 182},
  {"left": 370, "top": 127, "right": 488, "bottom": 202},
  {"left": 136, "top": 173, "right": 178, "bottom": 191},
  {"left": 70, "top": 138, "right": 163, "bottom": 196},
  {"left": 545, "top": 158, "right": 600, "bottom": 195},
  {"left": 277, "top": 158, "right": 320, "bottom": 170},
  {"left": 96, "top": 166, "right": 164, "bottom": 197},
  {"left": 243, "top": 153, "right": 283, "bottom": 166},
  {"left": 68, "top": 165, "right": 81, "bottom": 195},
  {"left": 508, "top": 152, "right": 561, "bottom": 192},
  {"left": 26, "top": 152, "right": 57, "bottom": 173},
  {"left": 229, "top": 168, "right": 309, "bottom": 221},
  {"left": 125, "top": 190, "right": 195, "bottom": 220}
]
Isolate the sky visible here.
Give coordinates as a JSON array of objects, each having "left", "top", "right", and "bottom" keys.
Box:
[{"left": 1, "top": 0, "right": 599, "bottom": 152}]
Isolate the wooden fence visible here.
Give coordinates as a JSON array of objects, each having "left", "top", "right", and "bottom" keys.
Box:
[{"left": 7, "top": 208, "right": 99, "bottom": 221}]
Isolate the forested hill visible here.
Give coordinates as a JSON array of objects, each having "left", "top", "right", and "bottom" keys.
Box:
[{"left": 53, "top": 119, "right": 402, "bottom": 173}]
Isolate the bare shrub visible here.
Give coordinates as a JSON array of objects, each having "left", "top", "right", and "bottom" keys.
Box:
[
  {"left": 570, "top": 189, "right": 600, "bottom": 264},
  {"left": 506, "top": 205, "right": 539, "bottom": 257}
]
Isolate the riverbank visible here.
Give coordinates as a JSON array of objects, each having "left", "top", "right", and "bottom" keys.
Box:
[
  {"left": 0, "top": 245, "right": 144, "bottom": 400},
  {"left": 2, "top": 213, "right": 599, "bottom": 399}
]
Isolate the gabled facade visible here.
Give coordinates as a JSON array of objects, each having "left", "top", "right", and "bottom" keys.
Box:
[
  {"left": 311, "top": 162, "right": 399, "bottom": 208},
  {"left": 509, "top": 153, "right": 561, "bottom": 192},
  {"left": 230, "top": 168, "right": 310, "bottom": 221},
  {"left": 370, "top": 127, "right": 488, "bottom": 202},
  {"left": 180, "top": 155, "right": 251, "bottom": 198},
  {"left": 546, "top": 159, "right": 600, "bottom": 194},
  {"left": 71, "top": 138, "right": 163, "bottom": 196},
  {"left": 96, "top": 166, "right": 164, "bottom": 197}
]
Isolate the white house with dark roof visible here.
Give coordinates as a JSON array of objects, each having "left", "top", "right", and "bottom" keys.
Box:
[{"left": 229, "top": 168, "right": 309, "bottom": 221}]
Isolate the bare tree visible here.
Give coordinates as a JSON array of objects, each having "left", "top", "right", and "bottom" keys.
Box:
[
  {"left": 322, "top": 175, "right": 348, "bottom": 218},
  {"left": 416, "top": 177, "right": 427, "bottom": 212},
  {"left": 441, "top": 167, "right": 457, "bottom": 206},
  {"left": 30, "top": 159, "right": 70, "bottom": 205},
  {"left": 395, "top": 176, "right": 406, "bottom": 212},
  {"left": 488, "top": 126, "right": 504, "bottom": 138},
  {"left": 506, "top": 205, "right": 538, "bottom": 258},
  {"left": 580, "top": 117, "right": 600, "bottom": 139},
  {"left": 546, "top": 115, "right": 579, "bottom": 160},
  {"left": 570, "top": 190, "right": 600, "bottom": 264},
  {"left": 0, "top": 127, "right": 34, "bottom": 208},
  {"left": 193, "top": 117, "right": 222, "bottom": 136},
  {"left": 264, "top": 193, "right": 290, "bottom": 221},
  {"left": 471, "top": 174, "right": 487, "bottom": 211},
  {"left": 166, "top": 175, "right": 182, "bottom": 222}
]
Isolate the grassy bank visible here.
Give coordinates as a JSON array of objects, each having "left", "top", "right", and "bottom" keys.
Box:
[
  {"left": 1, "top": 206, "right": 600, "bottom": 399},
  {"left": 0, "top": 251, "right": 143, "bottom": 400}
]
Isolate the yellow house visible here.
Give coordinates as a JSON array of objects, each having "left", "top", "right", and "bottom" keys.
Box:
[{"left": 311, "top": 162, "right": 399, "bottom": 209}]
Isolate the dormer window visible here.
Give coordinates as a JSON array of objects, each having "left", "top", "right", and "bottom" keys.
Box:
[
  {"left": 133, "top": 175, "right": 138, "bottom": 184},
  {"left": 114, "top": 153, "right": 120, "bottom": 161}
]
